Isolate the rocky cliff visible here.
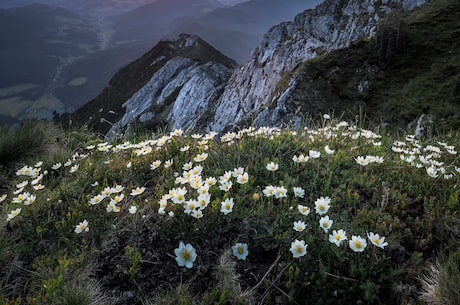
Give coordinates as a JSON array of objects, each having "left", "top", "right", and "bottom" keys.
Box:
[
  {"left": 70, "top": 0, "right": 460, "bottom": 136},
  {"left": 71, "top": 34, "right": 237, "bottom": 136},
  {"left": 209, "top": 0, "right": 426, "bottom": 131}
]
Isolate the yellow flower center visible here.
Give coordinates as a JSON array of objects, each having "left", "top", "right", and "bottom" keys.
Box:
[
  {"left": 296, "top": 246, "right": 303, "bottom": 253},
  {"left": 355, "top": 241, "right": 362, "bottom": 248},
  {"left": 182, "top": 251, "right": 190, "bottom": 261},
  {"left": 237, "top": 247, "right": 244, "bottom": 255}
]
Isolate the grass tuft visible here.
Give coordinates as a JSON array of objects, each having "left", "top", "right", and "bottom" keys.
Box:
[{"left": 419, "top": 252, "right": 460, "bottom": 305}]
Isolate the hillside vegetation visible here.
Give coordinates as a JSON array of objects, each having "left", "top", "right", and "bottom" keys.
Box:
[
  {"left": 272, "top": 0, "right": 460, "bottom": 133},
  {"left": 0, "top": 117, "right": 458, "bottom": 304}
]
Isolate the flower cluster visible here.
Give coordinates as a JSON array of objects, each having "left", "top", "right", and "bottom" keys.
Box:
[
  {"left": 393, "top": 136, "right": 458, "bottom": 179},
  {"left": 4, "top": 120, "right": 458, "bottom": 278},
  {"left": 291, "top": 193, "right": 388, "bottom": 254}
]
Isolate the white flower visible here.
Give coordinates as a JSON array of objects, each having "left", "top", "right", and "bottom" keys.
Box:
[
  {"left": 194, "top": 153, "right": 208, "bottom": 162},
  {"left": 197, "top": 193, "right": 211, "bottom": 210},
  {"left": 191, "top": 209, "right": 203, "bottom": 219},
  {"left": 150, "top": 160, "right": 162, "bottom": 170},
  {"left": 232, "top": 167, "right": 245, "bottom": 177},
  {"left": 309, "top": 150, "right": 321, "bottom": 159},
  {"left": 101, "top": 187, "right": 114, "bottom": 197},
  {"left": 219, "top": 180, "right": 233, "bottom": 192},
  {"left": 52, "top": 162, "right": 62, "bottom": 170},
  {"left": 266, "top": 161, "right": 279, "bottom": 171},
  {"left": 23, "top": 194, "right": 36, "bottom": 205},
  {"left": 174, "top": 241, "right": 197, "bottom": 269},
  {"left": 220, "top": 171, "right": 233, "bottom": 183},
  {"left": 164, "top": 159, "right": 174, "bottom": 168},
  {"left": 111, "top": 185, "right": 124, "bottom": 193},
  {"left": 263, "top": 185, "right": 276, "bottom": 197},
  {"left": 293, "top": 220, "right": 306, "bottom": 232},
  {"left": 293, "top": 187, "right": 305, "bottom": 198},
  {"left": 319, "top": 215, "right": 333, "bottom": 233},
  {"left": 293, "top": 154, "right": 309, "bottom": 163},
  {"left": 274, "top": 186, "right": 288, "bottom": 199},
  {"left": 128, "top": 205, "right": 138, "bottom": 214},
  {"left": 0, "top": 194, "right": 7, "bottom": 203},
  {"left": 314, "top": 196, "right": 331, "bottom": 215},
  {"left": 14, "top": 188, "right": 24, "bottom": 195},
  {"left": 205, "top": 177, "right": 217, "bottom": 187},
  {"left": 329, "top": 229, "right": 348, "bottom": 246},
  {"left": 236, "top": 172, "right": 249, "bottom": 184},
  {"left": 220, "top": 198, "right": 235, "bottom": 215},
  {"left": 180, "top": 145, "right": 190, "bottom": 152},
  {"left": 171, "top": 187, "right": 187, "bottom": 204},
  {"left": 31, "top": 174, "right": 43, "bottom": 185},
  {"left": 106, "top": 202, "right": 120, "bottom": 213},
  {"left": 426, "top": 165, "right": 438, "bottom": 178},
  {"left": 349, "top": 235, "right": 367, "bottom": 252},
  {"left": 171, "top": 129, "right": 183, "bottom": 137},
  {"left": 12, "top": 192, "right": 30, "bottom": 203},
  {"left": 232, "top": 243, "right": 249, "bottom": 260},
  {"left": 290, "top": 239, "right": 307, "bottom": 258},
  {"left": 126, "top": 161, "right": 132, "bottom": 168},
  {"left": 297, "top": 204, "right": 311, "bottom": 216},
  {"left": 33, "top": 184, "right": 45, "bottom": 191},
  {"left": 16, "top": 181, "right": 28, "bottom": 189},
  {"left": 69, "top": 164, "right": 79, "bottom": 173},
  {"left": 130, "top": 187, "right": 146, "bottom": 196},
  {"left": 324, "top": 145, "right": 335, "bottom": 155},
  {"left": 355, "top": 156, "right": 369, "bottom": 166},
  {"left": 182, "top": 162, "right": 193, "bottom": 171},
  {"left": 89, "top": 194, "right": 106, "bottom": 205},
  {"left": 74, "top": 220, "right": 89, "bottom": 234},
  {"left": 7, "top": 208, "right": 22, "bottom": 221},
  {"left": 367, "top": 232, "right": 388, "bottom": 249},
  {"left": 183, "top": 200, "right": 198, "bottom": 215}
]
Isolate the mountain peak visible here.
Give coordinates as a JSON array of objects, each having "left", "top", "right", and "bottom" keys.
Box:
[
  {"left": 71, "top": 34, "right": 237, "bottom": 135},
  {"left": 173, "top": 33, "right": 201, "bottom": 49}
]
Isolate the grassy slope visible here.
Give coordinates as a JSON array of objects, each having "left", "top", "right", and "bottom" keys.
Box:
[
  {"left": 0, "top": 119, "right": 458, "bottom": 305},
  {"left": 284, "top": 0, "right": 460, "bottom": 132}
]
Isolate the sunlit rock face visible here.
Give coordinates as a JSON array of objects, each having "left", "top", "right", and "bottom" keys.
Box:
[
  {"left": 105, "top": 34, "right": 236, "bottom": 138},
  {"left": 209, "top": 0, "right": 425, "bottom": 131},
  {"left": 107, "top": 57, "right": 232, "bottom": 136}
]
